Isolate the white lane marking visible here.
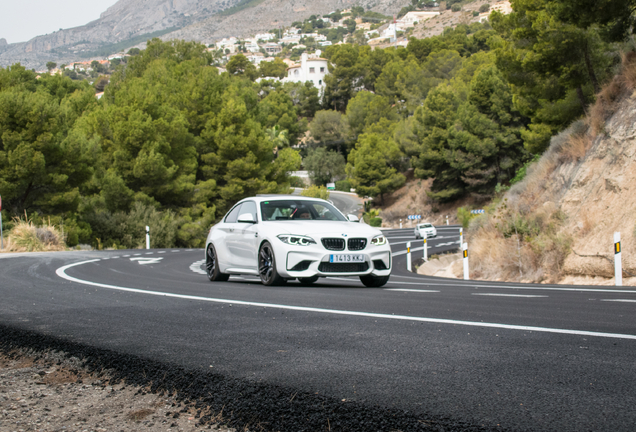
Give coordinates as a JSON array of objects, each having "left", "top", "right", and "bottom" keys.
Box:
[
  {"left": 172, "top": 250, "right": 180, "bottom": 253},
  {"left": 111, "top": 256, "right": 119, "bottom": 259},
  {"left": 158, "top": 251, "right": 166, "bottom": 254},
  {"left": 472, "top": 293, "right": 548, "bottom": 298},
  {"left": 328, "top": 277, "right": 446, "bottom": 287},
  {"left": 190, "top": 259, "right": 206, "bottom": 275},
  {"left": 123, "top": 255, "right": 130, "bottom": 257},
  {"left": 602, "top": 299, "right": 636, "bottom": 303},
  {"left": 55, "top": 259, "right": 636, "bottom": 341},
  {"left": 130, "top": 257, "right": 164, "bottom": 265},
  {"left": 386, "top": 275, "right": 636, "bottom": 294},
  {"left": 145, "top": 252, "right": 154, "bottom": 255},
  {"left": 133, "top": 253, "right": 141, "bottom": 256},
  {"left": 385, "top": 289, "right": 440, "bottom": 293}
]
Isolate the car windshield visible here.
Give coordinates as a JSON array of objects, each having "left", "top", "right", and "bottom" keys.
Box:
[
  {"left": 260, "top": 200, "right": 347, "bottom": 222},
  {"left": 418, "top": 224, "right": 433, "bottom": 228}
]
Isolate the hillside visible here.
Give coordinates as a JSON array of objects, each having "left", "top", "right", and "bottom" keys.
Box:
[
  {"left": 465, "top": 54, "right": 636, "bottom": 285},
  {"left": 0, "top": 0, "right": 410, "bottom": 70}
]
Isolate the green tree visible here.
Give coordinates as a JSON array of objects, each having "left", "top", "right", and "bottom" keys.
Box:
[
  {"left": 46, "top": 62, "right": 57, "bottom": 72},
  {"left": 347, "top": 133, "right": 405, "bottom": 204},
  {"left": 412, "top": 67, "right": 528, "bottom": 201},
  {"left": 226, "top": 53, "right": 258, "bottom": 80},
  {"left": 309, "top": 110, "right": 347, "bottom": 152},
  {"left": 491, "top": 0, "right": 611, "bottom": 152},
  {"left": 304, "top": 147, "right": 346, "bottom": 185},
  {"left": 344, "top": 91, "right": 398, "bottom": 139},
  {"left": 0, "top": 69, "right": 96, "bottom": 216},
  {"left": 259, "top": 57, "right": 287, "bottom": 79},
  {"left": 283, "top": 81, "right": 320, "bottom": 118}
]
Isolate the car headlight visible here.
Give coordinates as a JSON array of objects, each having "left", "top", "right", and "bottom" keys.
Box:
[
  {"left": 371, "top": 235, "right": 387, "bottom": 246},
  {"left": 277, "top": 234, "right": 316, "bottom": 246}
]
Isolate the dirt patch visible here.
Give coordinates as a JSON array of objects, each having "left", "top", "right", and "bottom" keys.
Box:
[
  {"left": 375, "top": 174, "right": 478, "bottom": 227},
  {"left": 0, "top": 350, "right": 234, "bottom": 432}
]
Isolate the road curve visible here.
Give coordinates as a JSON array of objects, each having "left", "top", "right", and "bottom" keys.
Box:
[{"left": 1, "top": 228, "right": 636, "bottom": 431}]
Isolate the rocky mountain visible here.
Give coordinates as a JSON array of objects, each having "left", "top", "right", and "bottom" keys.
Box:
[{"left": 0, "top": 0, "right": 410, "bottom": 70}]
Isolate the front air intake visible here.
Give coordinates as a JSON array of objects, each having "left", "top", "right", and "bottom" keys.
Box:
[{"left": 318, "top": 262, "right": 369, "bottom": 273}]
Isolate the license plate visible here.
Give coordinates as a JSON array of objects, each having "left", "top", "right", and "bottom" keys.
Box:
[{"left": 330, "top": 254, "right": 365, "bottom": 263}]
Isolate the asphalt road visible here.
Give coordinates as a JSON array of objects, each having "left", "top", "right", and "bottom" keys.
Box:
[{"left": 1, "top": 227, "right": 636, "bottom": 431}]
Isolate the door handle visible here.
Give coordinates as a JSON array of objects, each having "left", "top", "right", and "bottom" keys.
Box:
[{"left": 254, "top": 233, "right": 258, "bottom": 237}]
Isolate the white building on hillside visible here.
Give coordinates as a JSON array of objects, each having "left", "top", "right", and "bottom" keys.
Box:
[
  {"left": 282, "top": 52, "right": 329, "bottom": 92},
  {"left": 398, "top": 11, "right": 440, "bottom": 27}
]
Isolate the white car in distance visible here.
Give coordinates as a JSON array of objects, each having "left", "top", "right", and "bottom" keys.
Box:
[
  {"left": 414, "top": 222, "right": 437, "bottom": 239},
  {"left": 205, "top": 196, "right": 392, "bottom": 287}
]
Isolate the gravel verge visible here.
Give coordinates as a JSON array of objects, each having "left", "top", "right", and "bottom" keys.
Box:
[{"left": 0, "top": 325, "right": 502, "bottom": 432}]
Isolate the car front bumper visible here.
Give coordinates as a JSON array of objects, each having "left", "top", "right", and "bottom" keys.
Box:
[{"left": 280, "top": 248, "right": 392, "bottom": 279}]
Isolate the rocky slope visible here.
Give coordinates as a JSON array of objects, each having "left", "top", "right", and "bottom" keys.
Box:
[
  {"left": 0, "top": 0, "right": 410, "bottom": 70},
  {"left": 466, "top": 54, "right": 636, "bottom": 285}
]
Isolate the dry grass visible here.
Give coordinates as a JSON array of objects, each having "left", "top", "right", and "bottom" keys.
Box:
[
  {"left": 2, "top": 217, "right": 66, "bottom": 252},
  {"left": 588, "top": 50, "right": 636, "bottom": 136},
  {"left": 560, "top": 133, "right": 592, "bottom": 162}
]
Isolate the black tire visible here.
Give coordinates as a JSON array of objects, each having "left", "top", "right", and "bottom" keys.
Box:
[
  {"left": 298, "top": 276, "right": 319, "bottom": 285},
  {"left": 359, "top": 274, "right": 390, "bottom": 288},
  {"left": 206, "top": 244, "right": 229, "bottom": 282},
  {"left": 258, "top": 242, "right": 285, "bottom": 286}
]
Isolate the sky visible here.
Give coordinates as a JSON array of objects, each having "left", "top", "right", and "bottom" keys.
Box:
[{"left": 0, "top": 0, "right": 120, "bottom": 44}]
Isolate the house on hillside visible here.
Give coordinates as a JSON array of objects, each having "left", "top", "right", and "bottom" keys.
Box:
[
  {"left": 398, "top": 11, "right": 440, "bottom": 27},
  {"left": 263, "top": 43, "right": 282, "bottom": 54},
  {"left": 282, "top": 52, "right": 329, "bottom": 93}
]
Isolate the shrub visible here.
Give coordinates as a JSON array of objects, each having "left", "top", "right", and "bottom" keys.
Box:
[
  {"left": 451, "top": 4, "right": 462, "bottom": 12},
  {"left": 5, "top": 217, "right": 66, "bottom": 252},
  {"left": 335, "top": 179, "right": 352, "bottom": 192},
  {"left": 300, "top": 185, "right": 330, "bottom": 200},
  {"left": 84, "top": 202, "right": 180, "bottom": 249},
  {"left": 479, "top": 3, "right": 490, "bottom": 12},
  {"left": 369, "top": 217, "right": 382, "bottom": 227},
  {"left": 289, "top": 176, "right": 307, "bottom": 188},
  {"left": 510, "top": 155, "right": 541, "bottom": 185},
  {"left": 457, "top": 207, "right": 477, "bottom": 229}
]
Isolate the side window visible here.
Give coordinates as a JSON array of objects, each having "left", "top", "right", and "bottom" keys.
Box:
[
  {"left": 239, "top": 201, "right": 258, "bottom": 222},
  {"left": 224, "top": 204, "right": 242, "bottom": 223}
]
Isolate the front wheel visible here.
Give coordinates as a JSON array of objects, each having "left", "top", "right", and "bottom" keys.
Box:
[
  {"left": 359, "top": 274, "right": 390, "bottom": 288},
  {"left": 258, "top": 242, "right": 285, "bottom": 286},
  {"left": 206, "top": 244, "right": 229, "bottom": 282}
]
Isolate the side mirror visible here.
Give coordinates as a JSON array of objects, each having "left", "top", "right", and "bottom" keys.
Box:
[
  {"left": 238, "top": 213, "right": 256, "bottom": 223},
  {"left": 347, "top": 214, "right": 359, "bottom": 222}
]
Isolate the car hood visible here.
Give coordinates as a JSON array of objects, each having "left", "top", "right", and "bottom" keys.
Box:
[{"left": 263, "top": 220, "right": 384, "bottom": 239}]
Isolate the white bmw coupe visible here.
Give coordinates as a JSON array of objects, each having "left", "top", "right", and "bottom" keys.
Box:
[{"left": 205, "top": 196, "right": 392, "bottom": 287}]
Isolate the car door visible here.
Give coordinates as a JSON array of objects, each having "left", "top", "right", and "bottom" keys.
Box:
[
  {"left": 218, "top": 203, "right": 243, "bottom": 267},
  {"left": 234, "top": 201, "right": 259, "bottom": 270}
]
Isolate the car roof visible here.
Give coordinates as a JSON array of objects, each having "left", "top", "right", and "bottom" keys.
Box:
[{"left": 240, "top": 195, "right": 329, "bottom": 204}]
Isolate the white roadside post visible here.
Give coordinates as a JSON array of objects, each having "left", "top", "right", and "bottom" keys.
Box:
[
  {"left": 145, "top": 226, "right": 150, "bottom": 250},
  {"left": 400, "top": 219, "right": 402, "bottom": 229},
  {"left": 446, "top": 215, "right": 449, "bottom": 226},
  {"left": 459, "top": 227, "right": 463, "bottom": 248},
  {"left": 423, "top": 238, "right": 428, "bottom": 262},
  {"left": 462, "top": 242, "right": 469, "bottom": 280},
  {"left": 614, "top": 232, "right": 622, "bottom": 287},
  {"left": 406, "top": 241, "right": 412, "bottom": 272}
]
